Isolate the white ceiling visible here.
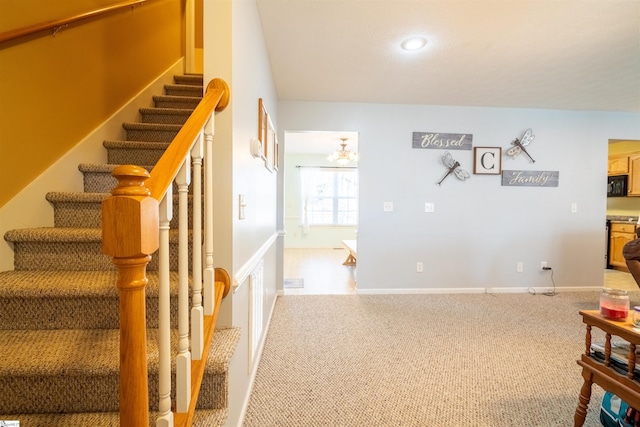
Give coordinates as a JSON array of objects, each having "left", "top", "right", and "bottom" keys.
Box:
[{"left": 256, "top": 0, "right": 640, "bottom": 114}]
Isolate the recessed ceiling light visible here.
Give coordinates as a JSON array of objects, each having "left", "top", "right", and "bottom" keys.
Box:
[{"left": 400, "top": 36, "right": 427, "bottom": 51}]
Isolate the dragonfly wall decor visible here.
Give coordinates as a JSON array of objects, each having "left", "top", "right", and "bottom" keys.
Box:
[
  {"left": 437, "top": 151, "right": 470, "bottom": 185},
  {"left": 506, "top": 128, "right": 536, "bottom": 163}
]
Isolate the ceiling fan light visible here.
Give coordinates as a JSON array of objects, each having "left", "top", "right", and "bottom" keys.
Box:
[{"left": 401, "top": 36, "right": 427, "bottom": 51}]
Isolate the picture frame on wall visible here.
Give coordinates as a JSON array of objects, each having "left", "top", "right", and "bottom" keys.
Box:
[
  {"left": 258, "top": 98, "right": 268, "bottom": 161},
  {"left": 273, "top": 133, "right": 279, "bottom": 171},
  {"left": 258, "top": 98, "right": 278, "bottom": 173},
  {"left": 473, "top": 147, "right": 502, "bottom": 175},
  {"left": 265, "top": 115, "right": 275, "bottom": 172}
]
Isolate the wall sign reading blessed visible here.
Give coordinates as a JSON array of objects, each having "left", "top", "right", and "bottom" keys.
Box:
[
  {"left": 501, "top": 170, "right": 559, "bottom": 187},
  {"left": 412, "top": 132, "right": 473, "bottom": 150}
]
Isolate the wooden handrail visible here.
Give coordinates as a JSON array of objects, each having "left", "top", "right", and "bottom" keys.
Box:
[
  {"left": 146, "top": 78, "right": 229, "bottom": 202},
  {"left": 0, "top": 0, "right": 148, "bottom": 44}
]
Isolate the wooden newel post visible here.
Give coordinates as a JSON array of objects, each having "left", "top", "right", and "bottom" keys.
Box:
[{"left": 102, "top": 165, "right": 159, "bottom": 427}]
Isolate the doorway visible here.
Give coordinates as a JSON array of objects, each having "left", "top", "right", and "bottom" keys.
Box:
[
  {"left": 282, "top": 131, "right": 359, "bottom": 295},
  {"left": 605, "top": 139, "right": 640, "bottom": 289}
]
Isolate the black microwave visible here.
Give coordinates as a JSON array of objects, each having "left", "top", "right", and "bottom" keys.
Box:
[{"left": 608, "top": 175, "right": 628, "bottom": 197}]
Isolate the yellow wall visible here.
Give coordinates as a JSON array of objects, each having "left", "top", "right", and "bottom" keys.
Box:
[
  {"left": 0, "top": 0, "right": 184, "bottom": 206},
  {"left": 609, "top": 140, "right": 640, "bottom": 155}
]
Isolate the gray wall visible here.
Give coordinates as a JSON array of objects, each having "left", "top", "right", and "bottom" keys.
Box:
[
  {"left": 204, "top": 1, "right": 279, "bottom": 425},
  {"left": 278, "top": 101, "right": 640, "bottom": 292}
]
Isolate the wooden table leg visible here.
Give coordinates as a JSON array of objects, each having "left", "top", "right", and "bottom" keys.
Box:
[
  {"left": 343, "top": 253, "right": 356, "bottom": 266},
  {"left": 574, "top": 369, "right": 593, "bottom": 427}
]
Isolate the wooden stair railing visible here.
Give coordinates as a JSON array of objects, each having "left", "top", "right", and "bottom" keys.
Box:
[
  {"left": 102, "top": 78, "right": 230, "bottom": 427},
  {"left": 0, "top": 0, "right": 150, "bottom": 44}
]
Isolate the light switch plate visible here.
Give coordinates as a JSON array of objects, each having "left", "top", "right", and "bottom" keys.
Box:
[{"left": 239, "top": 194, "right": 247, "bottom": 220}]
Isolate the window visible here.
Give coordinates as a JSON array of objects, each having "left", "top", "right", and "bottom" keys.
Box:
[{"left": 300, "top": 167, "right": 358, "bottom": 227}]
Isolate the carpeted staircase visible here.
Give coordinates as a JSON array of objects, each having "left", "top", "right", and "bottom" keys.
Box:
[{"left": 0, "top": 74, "right": 239, "bottom": 426}]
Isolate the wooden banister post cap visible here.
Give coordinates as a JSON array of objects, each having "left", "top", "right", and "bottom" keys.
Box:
[
  {"left": 207, "top": 78, "right": 230, "bottom": 112},
  {"left": 101, "top": 165, "right": 159, "bottom": 258}
]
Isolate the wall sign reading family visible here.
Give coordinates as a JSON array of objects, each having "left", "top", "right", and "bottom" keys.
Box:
[
  {"left": 501, "top": 170, "right": 559, "bottom": 187},
  {"left": 412, "top": 132, "right": 473, "bottom": 150}
]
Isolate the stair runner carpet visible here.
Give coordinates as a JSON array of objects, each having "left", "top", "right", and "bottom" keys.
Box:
[{"left": 0, "top": 74, "right": 239, "bottom": 426}]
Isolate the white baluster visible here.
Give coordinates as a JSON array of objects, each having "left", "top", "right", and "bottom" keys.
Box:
[
  {"left": 203, "top": 116, "right": 215, "bottom": 315},
  {"left": 176, "top": 159, "right": 191, "bottom": 413},
  {"left": 191, "top": 133, "right": 204, "bottom": 360},
  {"left": 156, "top": 190, "right": 174, "bottom": 427}
]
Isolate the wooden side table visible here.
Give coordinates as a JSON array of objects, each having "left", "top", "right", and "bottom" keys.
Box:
[
  {"left": 574, "top": 310, "right": 640, "bottom": 426},
  {"left": 341, "top": 240, "right": 357, "bottom": 266}
]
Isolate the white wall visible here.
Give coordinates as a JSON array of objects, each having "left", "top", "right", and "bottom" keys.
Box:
[
  {"left": 278, "top": 101, "right": 640, "bottom": 293},
  {"left": 203, "top": 0, "right": 279, "bottom": 426},
  {"left": 284, "top": 152, "right": 358, "bottom": 248}
]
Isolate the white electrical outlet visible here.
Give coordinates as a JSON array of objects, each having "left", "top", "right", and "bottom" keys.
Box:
[
  {"left": 425, "top": 202, "right": 435, "bottom": 213},
  {"left": 517, "top": 262, "right": 523, "bottom": 273},
  {"left": 416, "top": 262, "right": 424, "bottom": 272},
  {"left": 541, "top": 261, "right": 547, "bottom": 270},
  {"left": 383, "top": 202, "right": 394, "bottom": 212}
]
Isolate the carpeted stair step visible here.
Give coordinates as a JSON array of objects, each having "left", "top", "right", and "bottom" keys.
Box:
[
  {"left": 104, "top": 140, "right": 169, "bottom": 165},
  {"left": 0, "top": 270, "right": 180, "bottom": 330},
  {"left": 122, "top": 123, "right": 182, "bottom": 142},
  {"left": 79, "top": 163, "right": 155, "bottom": 193},
  {"left": 78, "top": 163, "right": 204, "bottom": 199},
  {"left": 140, "top": 107, "right": 194, "bottom": 125},
  {"left": 4, "top": 228, "right": 188, "bottom": 271},
  {"left": 46, "top": 192, "right": 198, "bottom": 229},
  {"left": 0, "top": 327, "right": 240, "bottom": 414},
  {"left": 46, "top": 192, "right": 109, "bottom": 228},
  {"left": 174, "top": 74, "right": 204, "bottom": 86},
  {"left": 164, "top": 83, "right": 203, "bottom": 97},
  {"left": 0, "top": 408, "right": 227, "bottom": 427},
  {"left": 153, "top": 95, "right": 202, "bottom": 109}
]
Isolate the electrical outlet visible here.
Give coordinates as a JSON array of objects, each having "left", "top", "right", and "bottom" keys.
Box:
[
  {"left": 517, "top": 262, "right": 523, "bottom": 273},
  {"left": 416, "top": 262, "right": 424, "bottom": 273},
  {"left": 541, "top": 261, "right": 547, "bottom": 270},
  {"left": 383, "top": 202, "right": 394, "bottom": 212}
]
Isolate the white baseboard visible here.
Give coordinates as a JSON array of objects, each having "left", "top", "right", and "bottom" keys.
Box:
[
  {"left": 236, "top": 291, "right": 278, "bottom": 427},
  {"left": 357, "top": 286, "right": 603, "bottom": 295},
  {"left": 0, "top": 59, "right": 185, "bottom": 272}
]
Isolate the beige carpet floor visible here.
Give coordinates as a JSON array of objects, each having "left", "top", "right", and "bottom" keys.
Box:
[{"left": 242, "top": 291, "right": 637, "bottom": 426}]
